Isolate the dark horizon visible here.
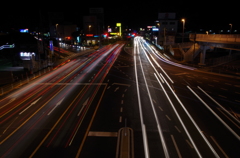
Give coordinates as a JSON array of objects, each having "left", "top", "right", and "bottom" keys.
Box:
[{"left": 0, "top": 2, "right": 239, "bottom": 32}]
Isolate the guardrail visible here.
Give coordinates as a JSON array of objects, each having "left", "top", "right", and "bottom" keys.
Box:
[
  {"left": 0, "top": 67, "right": 53, "bottom": 96},
  {"left": 116, "top": 127, "right": 134, "bottom": 158},
  {"left": 189, "top": 34, "right": 240, "bottom": 43}
]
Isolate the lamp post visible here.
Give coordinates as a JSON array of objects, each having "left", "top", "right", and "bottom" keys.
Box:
[
  {"left": 56, "top": 24, "right": 60, "bottom": 58},
  {"left": 88, "top": 25, "right": 91, "bottom": 33},
  {"left": 229, "top": 23, "right": 232, "bottom": 34},
  {"left": 182, "top": 19, "right": 185, "bottom": 43}
]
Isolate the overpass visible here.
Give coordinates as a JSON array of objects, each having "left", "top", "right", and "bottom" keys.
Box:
[{"left": 179, "top": 34, "right": 240, "bottom": 65}]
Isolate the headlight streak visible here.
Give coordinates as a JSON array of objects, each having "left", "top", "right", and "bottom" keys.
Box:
[
  {"left": 0, "top": 59, "right": 78, "bottom": 104},
  {"left": 187, "top": 86, "right": 240, "bottom": 141},
  {"left": 159, "top": 73, "right": 220, "bottom": 158},
  {"left": 66, "top": 44, "right": 124, "bottom": 147},
  {"left": 138, "top": 48, "right": 170, "bottom": 158},
  {"left": 45, "top": 45, "right": 120, "bottom": 147},
  {"left": 134, "top": 37, "right": 150, "bottom": 158},
  {"left": 144, "top": 40, "right": 196, "bottom": 71},
  {"left": 1, "top": 45, "right": 122, "bottom": 158},
  {"left": 154, "top": 73, "right": 203, "bottom": 158},
  {"left": 138, "top": 39, "right": 174, "bottom": 84},
  {"left": 197, "top": 86, "right": 240, "bottom": 124},
  {"left": 137, "top": 39, "right": 164, "bottom": 84}
]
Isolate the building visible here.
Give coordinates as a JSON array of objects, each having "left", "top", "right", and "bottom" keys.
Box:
[
  {"left": 157, "top": 12, "right": 178, "bottom": 45},
  {"left": 82, "top": 8, "right": 105, "bottom": 46}
]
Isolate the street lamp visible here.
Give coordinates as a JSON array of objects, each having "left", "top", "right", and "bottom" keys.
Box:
[
  {"left": 88, "top": 25, "right": 91, "bottom": 33},
  {"left": 182, "top": 19, "right": 185, "bottom": 43},
  {"left": 229, "top": 23, "right": 232, "bottom": 34}
]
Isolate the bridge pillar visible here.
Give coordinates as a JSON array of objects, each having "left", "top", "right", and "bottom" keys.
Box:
[{"left": 198, "top": 45, "right": 207, "bottom": 65}]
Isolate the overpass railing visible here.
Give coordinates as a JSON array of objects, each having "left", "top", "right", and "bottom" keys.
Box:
[{"left": 189, "top": 34, "right": 240, "bottom": 43}]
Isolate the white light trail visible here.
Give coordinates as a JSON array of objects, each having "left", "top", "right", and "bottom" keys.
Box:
[
  {"left": 138, "top": 38, "right": 173, "bottom": 84},
  {"left": 159, "top": 73, "right": 220, "bottom": 158},
  {"left": 144, "top": 41, "right": 196, "bottom": 70},
  {"left": 139, "top": 52, "right": 170, "bottom": 158},
  {"left": 134, "top": 37, "right": 150, "bottom": 158},
  {"left": 187, "top": 86, "right": 240, "bottom": 141},
  {"left": 154, "top": 73, "right": 203, "bottom": 158},
  {"left": 198, "top": 86, "right": 240, "bottom": 124}
]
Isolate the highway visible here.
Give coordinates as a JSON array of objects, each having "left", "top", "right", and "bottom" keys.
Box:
[{"left": 0, "top": 37, "right": 239, "bottom": 158}]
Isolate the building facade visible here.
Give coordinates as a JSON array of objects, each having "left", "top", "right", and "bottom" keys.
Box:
[{"left": 157, "top": 12, "right": 178, "bottom": 45}]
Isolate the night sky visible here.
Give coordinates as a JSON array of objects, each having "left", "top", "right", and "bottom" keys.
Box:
[{"left": 0, "top": 1, "right": 239, "bottom": 32}]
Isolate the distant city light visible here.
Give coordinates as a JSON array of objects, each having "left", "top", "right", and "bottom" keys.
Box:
[{"left": 20, "top": 29, "right": 28, "bottom": 33}]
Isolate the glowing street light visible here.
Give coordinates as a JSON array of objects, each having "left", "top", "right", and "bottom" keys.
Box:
[
  {"left": 88, "top": 25, "right": 91, "bottom": 33},
  {"left": 229, "top": 23, "right": 232, "bottom": 34},
  {"left": 182, "top": 19, "right": 185, "bottom": 43}
]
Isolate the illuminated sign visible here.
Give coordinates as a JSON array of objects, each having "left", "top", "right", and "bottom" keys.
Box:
[
  {"left": 86, "top": 34, "right": 94, "bottom": 37},
  {"left": 20, "top": 29, "right": 28, "bottom": 33},
  {"left": 49, "top": 40, "right": 54, "bottom": 52},
  {"left": 110, "top": 33, "right": 119, "bottom": 35},
  {"left": 152, "top": 28, "right": 159, "bottom": 31},
  {"left": 0, "top": 44, "right": 15, "bottom": 50},
  {"left": 116, "top": 23, "right": 121, "bottom": 27},
  {"left": 20, "top": 52, "right": 35, "bottom": 60}
]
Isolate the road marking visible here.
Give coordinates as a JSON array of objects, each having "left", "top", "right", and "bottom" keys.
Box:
[
  {"left": 88, "top": 131, "right": 118, "bottom": 137},
  {"left": 175, "top": 126, "right": 181, "bottom": 133},
  {"left": 220, "top": 88, "right": 227, "bottom": 91},
  {"left": 210, "top": 136, "right": 229, "bottom": 158},
  {"left": 225, "top": 83, "right": 231, "bottom": 85},
  {"left": 120, "top": 107, "right": 123, "bottom": 112},
  {"left": 48, "top": 97, "right": 65, "bottom": 115},
  {"left": 217, "top": 108, "right": 240, "bottom": 128},
  {"left": 166, "top": 115, "right": 171, "bottom": 121},
  {"left": 113, "top": 83, "right": 131, "bottom": 87},
  {"left": 125, "top": 89, "right": 128, "bottom": 92},
  {"left": 107, "top": 86, "right": 111, "bottom": 89},
  {"left": 119, "top": 116, "right": 122, "bottom": 122},
  {"left": 2, "top": 116, "right": 18, "bottom": 135},
  {"left": 1, "top": 98, "right": 16, "bottom": 109},
  {"left": 174, "top": 72, "right": 188, "bottom": 75},
  {"left": 114, "top": 87, "right": 119, "bottom": 92},
  {"left": 77, "top": 98, "right": 89, "bottom": 116},
  {"left": 153, "top": 99, "right": 156, "bottom": 104},
  {"left": 158, "top": 106, "right": 163, "bottom": 111},
  {"left": 186, "top": 140, "right": 193, "bottom": 148},
  {"left": 33, "top": 83, "right": 107, "bottom": 85},
  {"left": 235, "top": 92, "right": 240, "bottom": 94},
  {"left": 171, "top": 135, "right": 182, "bottom": 158},
  {"left": 218, "top": 95, "right": 227, "bottom": 98},
  {"left": 121, "top": 100, "right": 124, "bottom": 104},
  {"left": 122, "top": 94, "right": 125, "bottom": 98},
  {"left": 213, "top": 80, "right": 219, "bottom": 82},
  {"left": 208, "top": 84, "right": 214, "bottom": 87},
  {"left": 19, "top": 97, "right": 42, "bottom": 115}
]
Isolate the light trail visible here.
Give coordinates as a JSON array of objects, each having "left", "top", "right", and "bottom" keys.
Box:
[
  {"left": 138, "top": 38, "right": 173, "bottom": 84},
  {"left": 143, "top": 40, "right": 196, "bottom": 70},
  {"left": 134, "top": 37, "right": 150, "bottom": 158},
  {"left": 187, "top": 86, "right": 240, "bottom": 141},
  {"left": 154, "top": 73, "right": 203, "bottom": 158},
  {"left": 138, "top": 48, "right": 170, "bottom": 158},
  {"left": 159, "top": 73, "right": 220, "bottom": 158},
  {"left": 198, "top": 86, "right": 240, "bottom": 124}
]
